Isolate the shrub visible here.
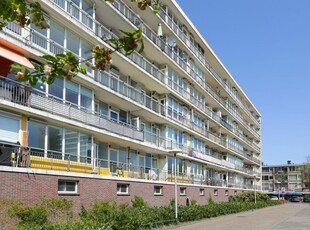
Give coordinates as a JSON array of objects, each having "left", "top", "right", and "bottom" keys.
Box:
[
  {"left": 191, "top": 199, "right": 198, "bottom": 205},
  {"left": 37, "top": 197, "right": 73, "bottom": 222},
  {"left": 229, "top": 192, "right": 270, "bottom": 203},
  {"left": 2, "top": 195, "right": 280, "bottom": 230},
  {"left": 131, "top": 196, "right": 148, "bottom": 208},
  {"left": 15, "top": 205, "right": 49, "bottom": 226},
  {"left": 208, "top": 195, "right": 215, "bottom": 205}
]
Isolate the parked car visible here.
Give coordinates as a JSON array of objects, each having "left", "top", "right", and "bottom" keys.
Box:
[
  {"left": 270, "top": 196, "right": 279, "bottom": 201},
  {"left": 290, "top": 196, "right": 301, "bottom": 202},
  {"left": 303, "top": 195, "right": 310, "bottom": 202}
]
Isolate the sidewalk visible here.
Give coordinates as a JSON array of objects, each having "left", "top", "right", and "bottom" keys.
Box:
[{"left": 164, "top": 203, "right": 310, "bottom": 230}]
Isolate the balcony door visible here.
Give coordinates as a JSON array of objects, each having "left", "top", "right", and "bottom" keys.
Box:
[{"left": 109, "top": 149, "right": 118, "bottom": 173}]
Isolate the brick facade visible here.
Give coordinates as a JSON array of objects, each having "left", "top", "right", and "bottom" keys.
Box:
[{"left": 0, "top": 168, "right": 244, "bottom": 213}]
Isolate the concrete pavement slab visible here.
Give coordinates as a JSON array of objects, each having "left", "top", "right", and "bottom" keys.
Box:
[{"left": 164, "top": 203, "right": 310, "bottom": 230}]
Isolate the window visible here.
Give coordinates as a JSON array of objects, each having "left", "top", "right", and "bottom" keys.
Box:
[
  {"left": 58, "top": 181, "right": 78, "bottom": 194},
  {"left": 200, "top": 188, "right": 204, "bottom": 196},
  {"left": 49, "top": 77, "right": 63, "bottom": 99},
  {"left": 65, "top": 130, "right": 78, "bottom": 161},
  {"left": 80, "top": 134, "right": 91, "bottom": 163},
  {"left": 67, "top": 31, "right": 80, "bottom": 55},
  {"left": 80, "top": 86, "right": 92, "bottom": 110},
  {"left": 234, "top": 190, "right": 237, "bottom": 195},
  {"left": 110, "top": 110, "right": 119, "bottom": 122},
  {"left": 0, "top": 113, "right": 20, "bottom": 143},
  {"left": 214, "top": 189, "right": 218, "bottom": 196},
  {"left": 48, "top": 126, "right": 63, "bottom": 153},
  {"left": 180, "top": 187, "right": 186, "bottom": 196},
  {"left": 225, "top": 190, "right": 229, "bottom": 196},
  {"left": 28, "top": 121, "right": 45, "bottom": 150},
  {"left": 50, "top": 20, "right": 65, "bottom": 53},
  {"left": 289, "top": 175, "right": 298, "bottom": 180},
  {"left": 262, "top": 176, "right": 269, "bottom": 181},
  {"left": 65, "top": 81, "right": 78, "bottom": 105},
  {"left": 154, "top": 186, "right": 163, "bottom": 195},
  {"left": 117, "top": 184, "right": 129, "bottom": 195}
]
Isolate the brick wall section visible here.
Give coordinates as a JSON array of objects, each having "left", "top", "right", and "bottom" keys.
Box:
[{"left": 0, "top": 170, "right": 245, "bottom": 213}]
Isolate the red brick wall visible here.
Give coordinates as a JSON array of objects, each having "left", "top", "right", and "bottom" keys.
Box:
[{"left": 0, "top": 170, "right": 244, "bottom": 213}]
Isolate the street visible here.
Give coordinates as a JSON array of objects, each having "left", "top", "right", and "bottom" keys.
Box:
[{"left": 165, "top": 203, "right": 310, "bottom": 230}]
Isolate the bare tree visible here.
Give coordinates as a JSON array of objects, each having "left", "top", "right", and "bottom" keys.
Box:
[{"left": 275, "top": 170, "right": 287, "bottom": 191}]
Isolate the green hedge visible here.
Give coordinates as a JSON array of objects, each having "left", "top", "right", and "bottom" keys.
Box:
[{"left": 1, "top": 193, "right": 279, "bottom": 230}]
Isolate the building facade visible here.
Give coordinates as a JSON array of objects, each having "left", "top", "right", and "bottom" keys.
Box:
[
  {"left": 262, "top": 161, "right": 305, "bottom": 192},
  {"left": 0, "top": 0, "right": 261, "bottom": 207}
]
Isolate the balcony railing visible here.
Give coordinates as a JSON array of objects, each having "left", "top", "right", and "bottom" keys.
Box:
[
  {"left": 109, "top": 0, "right": 260, "bottom": 140},
  {"left": 1, "top": 143, "right": 256, "bottom": 190},
  {"left": 4, "top": 14, "right": 260, "bottom": 157},
  {"left": 43, "top": 0, "right": 260, "bottom": 147},
  {"left": 43, "top": 0, "right": 261, "bottom": 143},
  {"left": 0, "top": 78, "right": 144, "bottom": 141},
  {"left": 3, "top": 20, "right": 260, "bottom": 165},
  {"left": 157, "top": 6, "right": 260, "bottom": 127}
]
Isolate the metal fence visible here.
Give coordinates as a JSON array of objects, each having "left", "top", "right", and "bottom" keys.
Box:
[{"left": 0, "top": 142, "right": 257, "bottom": 190}]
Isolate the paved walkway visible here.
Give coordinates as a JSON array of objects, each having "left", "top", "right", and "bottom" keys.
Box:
[{"left": 165, "top": 203, "right": 310, "bottom": 230}]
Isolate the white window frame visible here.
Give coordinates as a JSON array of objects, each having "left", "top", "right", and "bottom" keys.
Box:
[
  {"left": 180, "top": 187, "right": 186, "bottom": 196},
  {"left": 110, "top": 110, "right": 119, "bottom": 122},
  {"left": 154, "top": 186, "right": 163, "bottom": 195},
  {"left": 200, "top": 188, "right": 205, "bottom": 196},
  {"left": 58, "top": 180, "right": 78, "bottom": 194},
  {"left": 117, "top": 184, "right": 129, "bottom": 195}
]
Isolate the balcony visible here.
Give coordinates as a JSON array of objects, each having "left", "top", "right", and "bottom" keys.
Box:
[
  {"left": 3, "top": 11, "right": 260, "bottom": 162},
  {"left": 1, "top": 143, "right": 254, "bottom": 189},
  {"left": 47, "top": 0, "right": 260, "bottom": 148},
  {"left": 0, "top": 78, "right": 144, "bottom": 141},
  {"left": 3, "top": 21, "right": 260, "bottom": 166},
  {"left": 108, "top": 0, "right": 260, "bottom": 140},
  {"left": 157, "top": 5, "right": 260, "bottom": 127}
]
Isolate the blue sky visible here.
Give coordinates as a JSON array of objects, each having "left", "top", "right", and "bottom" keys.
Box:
[{"left": 176, "top": 0, "right": 310, "bottom": 165}]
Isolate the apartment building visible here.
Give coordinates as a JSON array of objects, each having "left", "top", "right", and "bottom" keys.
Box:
[
  {"left": 262, "top": 161, "right": 305, "bottom": 192},
  {"left": 0, "top": 0, "right": 261, "bottom": 207}
]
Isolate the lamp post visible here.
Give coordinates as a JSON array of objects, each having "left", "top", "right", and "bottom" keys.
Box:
[
  {"left": 254, "top": 174, "right": 257, "bottom": 204},
  {"left": 168, "top": 149, "right": 181, "bottom": 224},
  {"left": 174, "top": 154, "right": 178, "bottom": 222}
]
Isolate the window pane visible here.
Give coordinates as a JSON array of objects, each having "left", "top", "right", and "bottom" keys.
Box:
[
  {"left": 81, "top": 40, "right": 92, "bottom": 59},
  {"left": 80, "top": 86, "right": 92, "bottom": 109},
  {"left": 119, "top": 110, "right": 127, "bottom": 123},
  {"left": 65, "top": 130, "right": 78, "bottom": 159},
  {"left": 67, "top": 31, "right": 80, "bottom": 55},
  {"left": 119, "top": 148, "right": 126, "bottom": 164},
  {"left": 167, "top": 157, "right": 173, "bottom": 172},
  {"left": 58, "top": 181, "right": 66, "bottom": 191},
  {"left": 48, "top": 126, "right": 63, "bottom": 152},
  {"left": 0, "top": 115, "right": 20, "bottom": 143},
  {"left": 80, "top": 133, "right": 91, "bottom": 162},
  {"left": 82, "top": 0, "right": 93, "bottom": 16},
  {"left": 50, "top": 20, "right": 65, "bottom": 47},
  {"left": 66, "top": 182, "right": 76, "bottom": 191},
  {"left": 28, "top": 122, "right": 45, "bottom": 149},
  {"left": 98, "top": 142, "right": 108, "bottom": 167},
  {"left": 146, "top": 154, "right": 151, "bottom": 169},
  {"left": 130, "top": 150, "right": 137, "bottom": 170},
  {"left": 66, "top": 81, "right": 78, "bottom": 105},
  {"left": 99, "top": 102, "right": 108, "bottom": 117},
  {"left": 110, "top": 111, "right": 118, "bottom": 121},
  {"left": 49, "top": 77, "right": 63, "bottom": 99}
]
